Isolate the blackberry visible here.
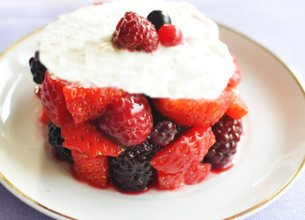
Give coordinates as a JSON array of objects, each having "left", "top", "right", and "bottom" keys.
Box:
[
  {"left": 147, "top": 10, "right": 171, "bottom": 32},
  {"left": 29, "top": 51, "right": 47, "bottom": 84},
  {"left": 48, "top": 122, "right": 74, "bottom": 163},
  {"left": 203, "top": 114, "right": 242, "bottom": 169},
  {"left": 150, "top": 121, "right": 177, "bottom": 146},
  {"left": 176, "top": 124, "right": 190, "bottom": 137},
  {"left": 109, "top": 138, "right": 163, "bottom": 192}
]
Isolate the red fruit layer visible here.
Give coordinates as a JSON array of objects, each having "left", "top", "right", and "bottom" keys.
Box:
[
  {"left": 157, "top": 171, "right": 184, "bottom": 190},
  {"left": 93, "top": 2, "right": 103, "bottom": 5},
  {"left": 72, "top": 150, "right": 108, "bottom": 187},
  {"left": 98, "top": 93, "right": 153, "bottom": 147},
  {"left": 34, "top": 85, "right": 42, "bottom": 100},
  {"left": 152, "top": 87, "right": 237, "bottom": 127},
  {"left": 61, "top": 120, "right": 122, "bottom": 157},
  {"left": 151, "top": 126, "right": 215, "bottom": 174},
  {"left": 227, "top": 55, "right": 242, "bottom": 87},
  {"left": 226, "top": 93, "right": 249, "bottom": 120},
  {"left": 63, "top": 85, "right": 125, "bottom": 124},
  {"left": 112, "top": 11, "right": 159, "bottom": 53},
  {"left": 39, "top": 108, "right": 50, "bottom": 125},
  {"left": 41, "top": 72, "right": 72, "bottom": 127},
  {"left": 184, "top": 163, "right": 211, "bottom": 185}
]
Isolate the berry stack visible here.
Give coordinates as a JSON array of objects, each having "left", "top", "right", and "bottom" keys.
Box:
[{"left": 31, "top": 5, "right": 248, "bottom": 193}]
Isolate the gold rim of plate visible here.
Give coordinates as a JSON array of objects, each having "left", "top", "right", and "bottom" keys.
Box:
[{"left": 0, "top": 24, "right": 305, "bottom": 220}]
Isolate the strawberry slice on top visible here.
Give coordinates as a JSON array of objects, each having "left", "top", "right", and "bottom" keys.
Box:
[
  {"left": 152, "top": 87, "right": 236, "bottom": 127},
  {"left": 63, "top": 86, "right": 125, "bottom": 124},
  {"left": 61, "top": 120, "right": 122, "bottom": 157},
  {"left": 151, "top": 126, "right": 215, "bottom": 174},
  {"left": 41, "top": 72, "right": 72, "bottom": 127}
]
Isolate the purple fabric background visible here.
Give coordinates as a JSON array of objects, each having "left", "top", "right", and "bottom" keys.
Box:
[{"left": 0, "top": 0, "right": 305, "bottom": 219}]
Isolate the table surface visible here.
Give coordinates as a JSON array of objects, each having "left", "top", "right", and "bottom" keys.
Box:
[{"left": 0, "top": 0, "right": 305, "bottom": 219}]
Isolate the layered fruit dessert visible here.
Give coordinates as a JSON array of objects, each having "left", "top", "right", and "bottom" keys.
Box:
[{"left": 29, "top": 0, "right": 248, "bottom": 192}]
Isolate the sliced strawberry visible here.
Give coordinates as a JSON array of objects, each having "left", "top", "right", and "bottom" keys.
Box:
[
  {"left": 61, "top": 120, "right": 122, "bottom": 157},
  {"left": 93, "top": 2, "right": 103, "bottom": 5},
  {"left": 41, "top": 72, "right": 72, "bottom": 127},
  {"left": 157, "top": 171, "right": 184, "bottom": 190},
  {"left": 152, "top": 87, "right": 236, "bottom": 127},
  {"left": 38, "top": 108, "right": 50, "bottom": 125},
  {"left": 72, "top": 150, "right": 108, "bottom": 187},
  {"left": 34, "top": 85, "right": 42, "bottom": 100},
  {"left": 225, "top": 93, "right": 248, "bottom": 120},
  {"left": 151, "top": 127, "right": 215, "bottom": 174},
  {"left": 63, "top": 86, "right": 125, "bottom": 124},
  {"left": 98, "top": 93, "right": 153, "bottom": 147},
  {"left": 184, "top": 163, "right": 211, "bottom": 185},
  {"left": 227, "top": 55, "right": 242, "bottom": 87}
]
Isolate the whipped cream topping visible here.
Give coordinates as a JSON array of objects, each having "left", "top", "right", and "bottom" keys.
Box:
[{"left": 39, "top": 0, "right": 234, "bottom": 100}]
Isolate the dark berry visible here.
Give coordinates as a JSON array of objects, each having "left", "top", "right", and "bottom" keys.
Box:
[
  {"left": 147, "top": 10, "right": 171, "bottom": 32},
  {"left": 176, "top": 124, "right": 190, "bottom": 137},
  {"left": 203, "top": 114, "right": 242, "bottom": 169},
  {"left": 48, "top": 122, "right": 74, "bottom": 163},
  {"left": 150, "top": 121, "right": 177, "bottom": 146},
  {"left": 146, "top": 96, "right": 167, "bottom": 125},
  {"left": 109, "top": 138, "right": 163, "bottom": 192},
  {"left": 29, "top": 51, "right": 47, "bottom": 84}
]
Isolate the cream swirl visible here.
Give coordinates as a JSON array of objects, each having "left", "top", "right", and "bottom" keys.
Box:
[{"left": 39, "top": 0, "right": 234, "bottom": 100}]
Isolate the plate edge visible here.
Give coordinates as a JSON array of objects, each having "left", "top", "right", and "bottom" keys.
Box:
[
  {"left": 0, "top": 24, "right": 304, "bottom": 220},
  {"left": 218, "top": 23, "right": 305, "bottom": 220}
]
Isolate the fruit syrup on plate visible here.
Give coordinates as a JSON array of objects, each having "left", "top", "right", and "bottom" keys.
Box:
[{"left": 29, "top": 10, "right": 249, "bottom": 193}]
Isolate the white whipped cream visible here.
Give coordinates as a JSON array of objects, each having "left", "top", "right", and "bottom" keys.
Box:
[{"left": 39, "top": 0, "right": 234, "bottom": 100}]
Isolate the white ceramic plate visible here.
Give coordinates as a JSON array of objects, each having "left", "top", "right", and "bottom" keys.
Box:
[{"left": 1, "top": 25, "right": 305, "bottom": 220}]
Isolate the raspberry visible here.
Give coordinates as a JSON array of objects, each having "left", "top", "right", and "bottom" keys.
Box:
[
  {"left": 29, "top": 51, "right": 47, "bottom": 84},
  {"left": 203, "top": 114, "right": 243, "bottom": 169},
  {"left": 48, "top": 122, "right": 74, "bottom": 163},
  {"left": 109, "top": 139, "right": 163, "bottom": 192},
  {"left": 112, "top": 11, "right": 159, "bottom": 53},
  {"left": 98, "top": 93, "right": 153, "bottom": 148},
  {"left": 158, "top": 24, "right": 183, "bottom": 47},
  {"left": 150, "top": 121, "right": 177, "bottom": 146}
]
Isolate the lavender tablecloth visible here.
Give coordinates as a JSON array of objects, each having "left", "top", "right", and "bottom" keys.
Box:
[{"left": 1, "top": 0, "right": 305, "bottom": 219}]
